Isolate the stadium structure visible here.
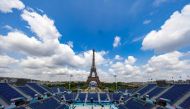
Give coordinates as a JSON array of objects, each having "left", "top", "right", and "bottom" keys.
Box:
[{"left": 0, "top": 50, "right": 190, "bottom": 109}]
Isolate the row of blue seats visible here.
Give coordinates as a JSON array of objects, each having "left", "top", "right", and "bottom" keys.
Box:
[
  {"left": 159, "top": 84, "right": 190, "bottom": 104},
  {"left": 125, "top": 99, "right": 153, "bottom": 109},
  {"left": 179, "top": 96, "right": 190, "bottom": 109},
  {"left": 50, "top": 87, "right": 58, "bottom": 93},
  {"left": 77, "top": 93, "right": 101, "bottom": 102},
  {"left": 136, "top": 84, "right": 156, "bottom": 95},
  {"left": 118, "top": 84, "right": 155, "bottom": 109},
  {"left": 49, "top": 87, "right": 68, "bottom": 93},
  {"left": 63, "top": 93, "right": 77, "bottom": 101},
  {"left": 29, "top": 97, "right": 69, "bottom": 109},
  {"left": 59, "top": 87, "right": 68, "bottom": 92},
  {"left": 120, "top": 84, "right": 190, "bottom": 109},
  {"left": 0, "top": 83, "right": 54, "bottom": 108},
  {"left": 61, "top": 92, "right": 123, "bottom": 102},
  {"left": 87, "top": 93, "right": 99, "bottom": 102},
  {"left": 1, "top": 83, "right": 189, "bottom": 109},
  {"left": 77, "top": 93, "right": 121, "bottom": 102},
  {"left": 133, "top": 84, "right": 190, "bottom": 105},
  {"left": 120, "top": 96, "right": 190, "bottom": 109},
  {"left": 109, "top": 93, "right": 122, "bottom": 101},
  {"left": 0, "top": 83, "right": 24, "bottom": 104},
  {"left": 146, "top": 87, "right": 165, "bottom": 98},
  {"left": 99, "top": 93, "right": 108, "bottom": 101},
  {"left": 26, "top": 83, "right": 48, "bottom": 95},
  {"left": 51, "top": 91, "right": 111, "bottom": 102},
  {"left": 17, "top": 86, "right": 37, "bottom": 97},
  {"left": 77, "top": 93, "right": 86, "bottom": 102}
]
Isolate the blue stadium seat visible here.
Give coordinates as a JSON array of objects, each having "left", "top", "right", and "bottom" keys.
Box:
[
  {"left": 59, "top": 87, "right": 67, "bottom": 92},
  {"left": 0, "top": 83, "right": 24, "bottom": 104},
  {"left": 54, "top": 94, "right": 62, "bottom": 101},
  {"left": 109, "top": 93, "right": 122, "bottom": 101},
  {"left": 50, "top": 87, "right": 58, "bottom": 93},
  {"left": 17, "top": 86, "right": 37, "bottom": 97},
  {"left": 27, "top": 83, "right": 47, "bottom": 94},
  {"left": 137, "top": 84, "right": 156, "bottom": 95},
  {"left": 77, "top": 93, "right": 86, "bottom": 102},
  {"left": 99, "top": 93, "right": 108, "bottom": 101},
  {"left": 125, "top": 99, "right": 152, "bottom": 109},
  {"left": 122, "top": 95, "right": 129, "bottom": 101},
  {"left": 87, "top": 93, "right": 98, "bottom": 102},
  {"left": 146, "top": 87, "right": 165, "bottom": 98},
  {"left": 118, "top": 104, "right": 127, "bottom": 109},
  {"left": 29, "top": 98, "right": 60, "bottom": 109},
  {"left": 56, "top": 104, "right": 69, "bottom": 109},
  {"left": 179, "top": 96, "right": 190, "bottom": 109},
  {"left": 118, "top": 89, "right": 126, "bottom": 93},
  {"left": 64, "top": 92, "right": 76, "bottom": 101},
  {"left": 127, "top": 88, "right": 138, "bottom": 94},
  {"left": 159, "top": 84, "right": 190, "bottom": 104}
]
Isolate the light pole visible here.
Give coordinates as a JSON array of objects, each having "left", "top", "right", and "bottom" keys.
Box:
[
  {"left": 69, "top": 74, "right": 73, "bottom": 91},
  {"left": 114, "top": 74, "right": 117, "bottom": 92}
]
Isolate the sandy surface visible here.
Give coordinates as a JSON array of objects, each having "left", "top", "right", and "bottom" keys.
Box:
[{"left": 71, "top": 105, "right": 117, "bottom": 109}]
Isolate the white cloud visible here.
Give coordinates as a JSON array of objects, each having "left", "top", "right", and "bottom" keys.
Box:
[
  {"left": 125, "top": 56, "right": 137, "bottom": 65},
  {"left": 0, "top": 8, "right": 116, "bottom": 81},
  {"left": 0, "top": 31, "right": 58, "bottom": 56},
  {"left": 0, "top": 55, "right": 18, "bottom": 68},
  {"left": 3, "top": 25, "right": 14, "bottom": 30},
  {"left": 143, "top": 19, "right": 151, "bottom": 25},
  {"left": 113, "top": 36, "right": 121, "bottom": 48},
  {"left": 142, "top": 51, "right": 190, "bottom": 80},
  {"left": 0, "top": 32, "right": 108, "bottom": 81},
  {"left": 132, "top": 36, "right": 144, "bottom": 43},
  {"left": 36, "top": 8, "right": 44, "bottom": 13},
  {"left": 142, "top": 4, "right": 190, "bottom": 52},
  {"left": 20, "top": 56, "right": 51, "bottom": 69},
  {"left": 1, "top": 30, "right": 189, "bottom": 82},
  {"left": 110, "top": 56, "right": 139, "bottom": 75},
  {"left": 153, "top": 0, "right": 168, "bottom": 6},
  {"left": 0, "top": 0, "right": 25, "bottom": 13},
  {"left": 67, "top": 41, "right": 74, "bottom": 48},
  {"left": 0, "top": 8, "right": 108, "bottom": 81},
  {"left": 108, "top": 51, "right": 190, "bottom": 82},
  {"left": 114, "top": 55, "right": 123, "bottom": 60},
  {"left": 1, "top": 35, "right": 190, "bottom": 82},
  {"left": 1, "top": 7, "right": 190, "bottom": 82},
  {"left": 21, "top": 9, "right": 61, "bottom": 41}
]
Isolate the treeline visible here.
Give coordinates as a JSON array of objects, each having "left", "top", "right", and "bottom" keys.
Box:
[{"left": 44, "top": 81, "right": 141, "bottom": 92}]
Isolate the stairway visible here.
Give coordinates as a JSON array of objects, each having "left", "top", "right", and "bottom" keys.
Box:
[
  {"left": 85, "top": 93, "right": 88, "bottom": 104},
  {"left": 26, "top": 84, "right": 42, "bottom": 95},
  {"left": 107, "top": 93, "right": 111, "bottom": 102},
  {"left": 134, "top": 84, "right": 148, "bottom": 93},
  {"left": 9, "top": 84, "right": 30, "bottom": 99},
  {"left": 155, "top": 85, "right": 174, "bottom": 98},
  {"left": 37, "top": 84, "right": 52, "bottom": 94},
  {"left": 75, "top": 93, "right": 79, "bottom": 101},
  {"left": 174, "top": 91, "right": 190, "bottom": 106},
  {"left": 0, "top": 97, "right": 9, "bottom": 107},
  {"left": 58, "top": 87, "right": 60, "bottom": 93},
  {"left": 142, "top": 86, "right": 157, "bottom": 96},
  {"left": 97, "top": 93, "right": 100, "bottom": 103}
]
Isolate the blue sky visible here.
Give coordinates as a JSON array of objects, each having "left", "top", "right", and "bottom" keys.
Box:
[
  {"left": 0, "top": 0, "right": 190, "bottom": 82},
  {"left": 0, "top": 0, "right": 188, "bottom": 60}
]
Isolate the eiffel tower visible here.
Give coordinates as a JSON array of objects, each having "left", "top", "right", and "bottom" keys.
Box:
[{"left": 86, "top": 49, "right": 101, "bottom": 86}]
